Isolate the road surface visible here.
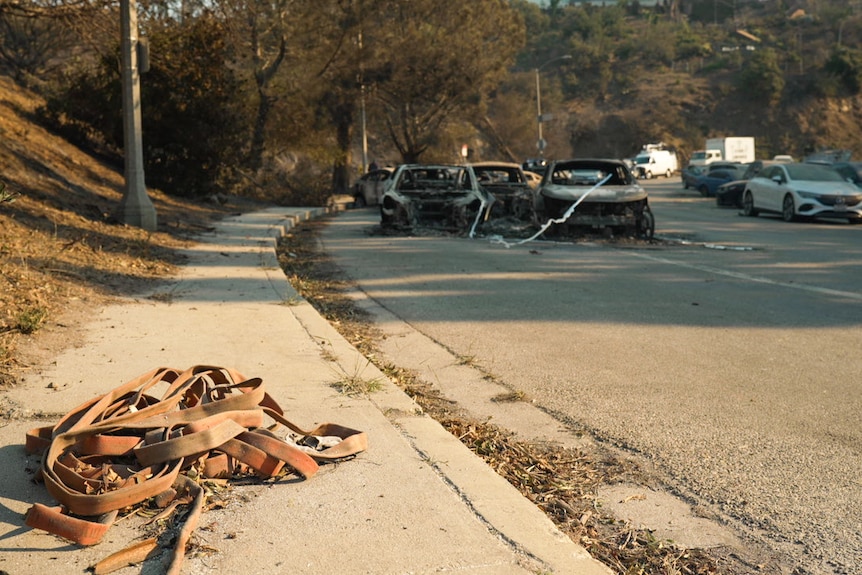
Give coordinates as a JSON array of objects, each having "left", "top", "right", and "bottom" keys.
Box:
[{"left": 317, "top": 180, "right": 862, "bottom": 574}]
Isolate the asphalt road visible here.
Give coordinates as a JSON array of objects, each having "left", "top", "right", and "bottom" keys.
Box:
[{"left": 318, "top": 179, "right": 862, "bottom": 575}]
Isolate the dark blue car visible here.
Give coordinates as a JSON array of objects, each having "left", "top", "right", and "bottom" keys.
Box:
[
  {"left": 694, "top": 167, "right": 745, "bottom": 198},
  {"left": 680, "top": 165, "right": 704, "bottom": 189},
  {"left": 715, "top": 161, "right": 782, "bottom": 207}
]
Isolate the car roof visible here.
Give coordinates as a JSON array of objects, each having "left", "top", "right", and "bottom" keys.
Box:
[
  {"left": 399, "top": 163, "right": 467, "bottom": 170},
  {"left": 549, "top": 158, "right": 626, "bottom": 167},
  {"left": 469, "top": 161, "right": 523, "bottom": 169}
]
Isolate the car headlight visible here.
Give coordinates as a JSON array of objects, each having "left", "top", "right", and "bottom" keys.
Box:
[{"left": 796, "top": 190, "right": 820, "bottom": 199}]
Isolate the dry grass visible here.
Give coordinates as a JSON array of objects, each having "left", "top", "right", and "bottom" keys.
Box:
[{"left": 0, "top": 75, "right": 239, "bottom": 387}]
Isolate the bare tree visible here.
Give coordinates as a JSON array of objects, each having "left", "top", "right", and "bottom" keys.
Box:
[
  {"left": 214, "top": 0, "right": 297, "bottom": 171},
  {"left": 372, "top": 0, "right": 525, "bottom": 163}
]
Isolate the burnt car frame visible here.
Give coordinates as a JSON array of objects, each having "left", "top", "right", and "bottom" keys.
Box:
[
  {"left": 470, "top": 161, "right": 534, "bottom": 221},
  {"left": 380, "top": 164, "right": 493, "bottom": 234},
  {"left": 535, "top": 158, "right": 655, "bottom": 239},
  {"left": 352, "top": 167, "right": 395, "bottom": 207}
]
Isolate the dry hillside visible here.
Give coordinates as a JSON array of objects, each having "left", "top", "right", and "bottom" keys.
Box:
[
  {"left": 569, "top": 68, "right": 862, "bottom": 164},
  {"left": 0, "top": 75, "right": 235, "bottom": 387}
]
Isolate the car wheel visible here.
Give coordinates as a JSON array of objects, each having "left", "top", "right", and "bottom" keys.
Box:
[
  {"left": 636, "top": 204, "right": 655, "bottom": 240},
  {"left": 698, "top": 185, "right": 709, "bottom": 197},
  {"left": 742, "top": 191, "right": 758, "bottom": 217},
  {"left": 782, "top": 194, "right": 797, "bottom": 222},
  {"left": 645, "top": 170, "right": 652, "bottom": 179},
  {"left": 354, "top": 195, "right": 366, "bottom": 208},
  {"left": 683, "top": 180, "right": 689, "bottom": 189},
  {"left": 665, "top": 169, "right": 672, "bottom": 178}
]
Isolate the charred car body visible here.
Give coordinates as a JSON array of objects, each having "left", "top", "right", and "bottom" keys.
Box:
[
  {"left": 535, "top": 158, "right": 655, "bottom": 238},
  {"left": 470, "top": 161, "right": 535, "bottom": 221},
  {"left": 380, "top": 164, "right": 493, "bottom": 233}
]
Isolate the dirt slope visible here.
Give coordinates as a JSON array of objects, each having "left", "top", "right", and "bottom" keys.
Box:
[{"left": 0, "top": 75, "right": 231, "bottom": 386}]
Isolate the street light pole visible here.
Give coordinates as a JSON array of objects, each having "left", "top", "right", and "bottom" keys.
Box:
[
  {"left": 358, "top": 30, "right": 368, "bottom": 174},
  {"left": 534, "top": 68, "right": 543, "bottom": 157},
  {"left": 534, "top": 54, "right": 572, "bottom": 158},
  {"left": 118, "top": 0, "right": 156, "bottom": 231}
]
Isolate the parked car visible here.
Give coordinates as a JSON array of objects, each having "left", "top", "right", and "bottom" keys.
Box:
[
  {"left": 380, "top": 164, "right": 493, "bottom": 233},
  {"left": 715, "top": 160, "right": 776, "bottom": 208},
  {"left": 804, "top": 149, "right": 851, "bottom": 165},
  {"left": 352, "top": 167, "right": 395, "bottom": 207},
  {"left": 830, "top": 161, "right": 862, "bottom": 187},
  {"left": 694, "top": 166, "right": 746, "bottom": 198},
  {"left": 470, "top": 161, "right": 534, "bottom": 221},
  {"left": 535, "top": 158, "right": 654, "bottom": 238},
  {"left": 681, "top": 164, "right": 704, "bottom": 189},
  {"left": 706, "top": 161, "right": 744, "bottom": 172},
  {"left": 742, "top": 162, "right": 862, "bottom": 222}
]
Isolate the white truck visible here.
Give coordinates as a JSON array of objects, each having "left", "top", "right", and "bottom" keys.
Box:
[
  {"left": 688, "top": 149, "right": 723, "bottom": 167},
  {"left": 632, "top": 144, "right": 678, "bottom": 179},
  {"left": 704, "top": 137, "right": 756, "bottom": 164}
]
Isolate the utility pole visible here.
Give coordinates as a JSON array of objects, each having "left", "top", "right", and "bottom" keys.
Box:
[
  {"left": 117, "top": 0, "right": 157, "bottom": 231},
  {"left": 534, "top": 55, "right": 572, "bottom": 159},
  {"left": 358, "top": 31, "right": 368, "bottom": 174}
]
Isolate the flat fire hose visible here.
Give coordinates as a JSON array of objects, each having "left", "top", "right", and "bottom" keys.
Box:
[{"left": 23, "top": 365, "right": 368, "bottom": 572}]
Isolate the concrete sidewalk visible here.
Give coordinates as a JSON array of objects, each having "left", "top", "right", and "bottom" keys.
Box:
[{"left": 0, "top": 208, "right": 611, "bottom": 575}]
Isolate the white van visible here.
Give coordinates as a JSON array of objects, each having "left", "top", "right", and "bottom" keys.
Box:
[{"left": 633, "top": 149, "right": 679, "bottom": 179}]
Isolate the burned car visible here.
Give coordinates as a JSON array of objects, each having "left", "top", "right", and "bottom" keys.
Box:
[
  {"left": 352, "top": 166, "right": 395, "bottom": 207},
  {"left": 535, "top": 158, "right": 655, "bottom": 238},
  {"left": 470, "top": 161, "right": 535, "bottom": 221},
  {"left": 380, "top": 164, "right": 493, "bottom": 234}
]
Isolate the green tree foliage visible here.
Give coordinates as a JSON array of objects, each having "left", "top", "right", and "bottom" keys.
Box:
[
  {"left": 824, "top": 46, "right": 862, "bottom": 95},
  {"left": 559, "top": 4, "right": 628, "bottom": 98},
  {"left": 140, "top": 14, "right": 248, "bottom": 196},
  {"left": 36, "top": 10, "right": 247, "bottom": 197},
  {"left": 738, "top": 48, "right": 785, "bottom": 106},
  {"left": 37, "top": 52, "right": 124, "bottom": 153},
  {"left": 675, "top": 22, "right": 712, "bottom": 61}
]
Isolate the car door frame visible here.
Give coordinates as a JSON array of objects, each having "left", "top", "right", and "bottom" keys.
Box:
[{"left": 754, "top": 165, "right": 784, "bottom": 213}]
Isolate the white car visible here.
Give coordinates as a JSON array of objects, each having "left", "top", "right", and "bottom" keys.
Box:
[{"left": 742, "top": 162, "right": 862, "bottom": 222}]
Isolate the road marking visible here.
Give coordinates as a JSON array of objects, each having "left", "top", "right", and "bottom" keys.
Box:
[{"left": 628, "top": 250, "right": 862, "bottom": 301}]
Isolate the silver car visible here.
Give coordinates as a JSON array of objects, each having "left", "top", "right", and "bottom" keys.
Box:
[{"left": 742, "top": 162, "right": 862, "bottom": 222}]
